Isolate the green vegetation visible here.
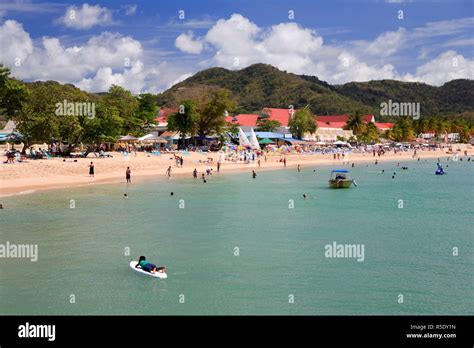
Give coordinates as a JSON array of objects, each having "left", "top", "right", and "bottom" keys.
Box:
[
  {"left": 357, "top": 122, "right": 380, "bottom": 143},
  {"left": 167, "top": 100, "right": 198, "bottom": 148},
  {"left": 288, "top": 107, "right": 317, "bottom": 139},
  {"left": 1, "top": 62, "right": 473, "bottom": 150},
  {"left": 195, "top": 89, "right": 235, "bottom": 136},
  {"left": 344, "top": 111, "right": 366, "bottom": 136},
  {"left": 0, "top": 68, "right": 160, "bottom": 153},
  {"left": 256, "top": 119, "right": 281, "bottom": 132},
  {"left": 0, "top": 65, "right": 27, "bottom": 118},
  {"left": 159, "top": 63, "right": 474, "bottom": 119}
]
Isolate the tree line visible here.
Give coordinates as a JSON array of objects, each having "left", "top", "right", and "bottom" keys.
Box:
[{"left": 1, "top": 64, "right": 473, "bottom": 154}]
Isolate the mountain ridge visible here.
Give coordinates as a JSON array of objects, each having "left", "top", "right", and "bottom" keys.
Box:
[{"left": 157, "top": 63, "right": 474, "bottom": 119}]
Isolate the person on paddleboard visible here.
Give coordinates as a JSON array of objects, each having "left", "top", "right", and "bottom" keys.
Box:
[{"left": 135, "top": 256, "right": 166, "bottom": 274}]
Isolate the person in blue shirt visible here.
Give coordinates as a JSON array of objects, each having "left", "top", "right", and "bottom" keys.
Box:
[{"left": 135, "top": 256, "right": 166, "bottom": 274}]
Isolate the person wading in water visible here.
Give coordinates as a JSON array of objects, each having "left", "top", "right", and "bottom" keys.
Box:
[{"left": 126, "top": 167, "right": 131, "bottom": 183}]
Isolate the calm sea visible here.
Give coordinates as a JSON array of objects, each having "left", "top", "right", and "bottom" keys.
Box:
[{"left": 1, "top": 159, "right": 472, "bottom": 315}]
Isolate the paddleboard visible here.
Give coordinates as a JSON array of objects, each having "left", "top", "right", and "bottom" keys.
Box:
[{"left": 130, "top": 261, "right": 167, "bottom": 279}]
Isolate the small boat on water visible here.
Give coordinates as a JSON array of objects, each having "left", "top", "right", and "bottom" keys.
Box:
[{"left": 329, "top": 169, "right": 356, "bottom": 188}]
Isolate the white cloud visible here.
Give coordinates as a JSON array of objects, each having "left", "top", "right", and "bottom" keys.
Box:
[
  {"left": 2, "top": 13, "right": 473, "bottom": 94},
  {"left": 0, "top": 20, "right": 34, "bottom": 67},
  {"left": 197, "top": 14, "right": 473, "bottom": 85},
  {"left": 58, "top": 3, "right": 113, "bottom": 30},
  {"left": 205, "top": 13, "right": 261, "bottom": 67},
  {"left": 364, "top": 28, "right": 407, "bottom": 57},
  {"left": 404, "top": 51, "right": 474, "bottom": 85},
  {"left": 175, "top": 32, "right": 204, "bottom": 54},
  {"left": 0, "top": 20, "right": 190, "bottom": 93},
  {"left": 0, "top": 0, "right": 62, "bottom": 14},
  {"left": 122, "top": 4, "right": 137, "bottom": 16},
  {"left": 167, "top": 72, "right": 194, "bottom": 89},
  {"left": 200, "top": 14, "right": 399, "bottom": 82}
]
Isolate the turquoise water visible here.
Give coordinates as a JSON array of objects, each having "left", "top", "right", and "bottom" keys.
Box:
[{"left": 1, "top": 159, "right": 473, "bottom": 315}]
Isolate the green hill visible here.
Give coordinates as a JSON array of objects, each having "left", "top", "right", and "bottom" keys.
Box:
[{"left": 157, "top": 63, "right": 474, "bottom": 118}]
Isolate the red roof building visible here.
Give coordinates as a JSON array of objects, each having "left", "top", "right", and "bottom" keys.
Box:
[
  {"left": 154, "top": 107, "right": 178, "bottom": 123},
  {"left": 261, "top": 108, "right": 295, "bottom": 127},
  {"left": 373, "top": 122, "right": 394, "bottom": 131},
  {"left": 225, "top": 114, "right": 259, "bottom": 127},
  {"left": 316, "top": 121, "right": 347, "bottom": 129}
]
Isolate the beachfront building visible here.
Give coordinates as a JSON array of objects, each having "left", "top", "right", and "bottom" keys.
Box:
[
  {"left": 419, "top": 131, "right": 460, "bottom": 142},
  {"left": 225, "top": 113, "right": 259, "bottom": 133},
  {"left": 153, "top": 107, "right": 177, "bottom": 134},
  {"left": 307, "top": 122, "right": 354, "bottom": 142},
  {"left": 158, "top": 104, "right": 393, "bottom": 144}
]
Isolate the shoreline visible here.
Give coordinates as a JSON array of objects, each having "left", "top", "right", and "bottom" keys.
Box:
[{"left": 1, "top": 147, "right": 470, "bottom": 197}]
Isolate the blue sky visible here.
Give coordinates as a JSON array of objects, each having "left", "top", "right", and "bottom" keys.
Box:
[{"left": 1, "top": 0, "right": 473, "bottom": 93}]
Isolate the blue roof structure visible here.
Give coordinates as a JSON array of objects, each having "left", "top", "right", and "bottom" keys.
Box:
[{"left": 244, "top": 131, "right": 284, "bottom": 139}]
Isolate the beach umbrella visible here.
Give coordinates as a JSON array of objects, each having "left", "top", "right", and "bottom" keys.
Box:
[
  {"left": 333, "top": 140, "right": 347, "bottom": 145},
  {"left": 258, "top": 138, "right": 274, "bottom": 144},
  {"left": 119, "top": 135, "right": 138, "bottom": 142},
  {"left": 138, "top": 133, "right": 168, "bottom": 144}
]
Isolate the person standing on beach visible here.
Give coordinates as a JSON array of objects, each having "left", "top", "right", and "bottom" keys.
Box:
[
  {"left": 89, "top": 162, "right": 94, "bottom": 177},
  {"left": 283, "top": 158, "right": 286, "bottom": 167},
  {"left": 217, "top": 161, "right": 221, "bottom": 172},
  {"left": 166, "top": 166, "right": 172, "bottom": 177},
  {"left": 193, "top": 168, "right": 198, "bottom": 179},
  {"left": 297, "top": 165, "right": 301, "bottom": 172},
  {"left": 180, "top": 157, "right": 184, "bottom": 167},
  {"left": 258, "top": 159, "right": 261, "bottom": 167},
  {"left": 126, "top": 167, "right": 131, "bottom": 183}
]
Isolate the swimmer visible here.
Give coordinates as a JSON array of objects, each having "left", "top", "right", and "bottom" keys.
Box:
[
  {"left": 170, "top": 192, "right": 174, "bottom": 196},
  {"left": 252, "top": 170, "right": 257, "bottom": 179},
  {"left": 124, "top": 193, "right": 128, "bottom": 198}
]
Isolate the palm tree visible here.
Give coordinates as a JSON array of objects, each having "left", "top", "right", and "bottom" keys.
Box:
[{"left": 345, "top": 111, "right": 366, "bottom": 136}]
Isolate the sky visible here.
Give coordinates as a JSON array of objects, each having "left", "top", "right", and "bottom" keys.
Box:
[{"left": 0, "top": 0, "right": 473, "bottom": 94}]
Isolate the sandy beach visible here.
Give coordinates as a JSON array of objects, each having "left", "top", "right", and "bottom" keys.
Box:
[{"left": 1, "top": 145, "right": 471, "bottom": 197}]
